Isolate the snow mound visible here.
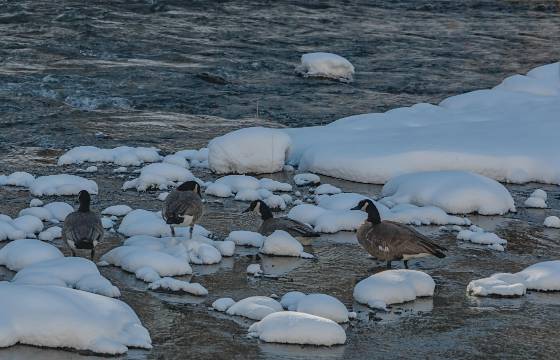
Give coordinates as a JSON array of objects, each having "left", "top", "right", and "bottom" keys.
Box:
[
  {"left": 467, "top": 260, "right": 560, "bottom": 297},
  {"left": 247, "top": 264, "right": 263, "bottom": 276},
  {"left": 12, "top": 215, "right": 44, "bottom": 236},
  {"left": 260, "top": 230, "right": 313, "bottom": 258},
  {"left": 0, "top": 171, "right": 35, "bottom": 187},
  {"left": 148, "top": 277, "right": 207, "bottom": 296},
  {"left": 206, "top": 175, "right": 292, "bottom": 206},
  {"left": 29, "top": 198, "right": 43, "bottom": 207},
  {"left": 205, "top": 182, "right": 234, "bottom": 197},
  {"left": 163, "top": 154, "right": 188, "bottom": 168},
  {"left": 353, "top": 270, "right": 436, "bottom": 310},
  {"left": 457, "top": 226, "right": 507, "bottom": 251},
  {"left": 0, "top": 283, "right": 151, "bottom": 354},
  {"left": 118, "top": 209, "right": 171, "bottom": 237},
  {"left": 280, "top": 291, "right": 307, "bottom": 311},
  {"left": 544, "top": 216, "right": 560, "bottom": 228},
  {"left": 380, "top": 171, "right": 515, "bottom": 215},
  {"left": 294, "top": 173, "right": 320, "bottom": 186},
  {"left": 0, "top": 239, "right": 63, "bottom": 271},
  {"left": 524, "top": 189, "right": 548, "bottom": 208},
  {"left": 248, "top": 311, "right": 346, "bottom": 346},
  {"left": 102, "top": 205, "right": 133, "bottom": 216},
  {"left": 123, "top": 163, "right": 196, "bottom": 191},
  {"left": 12, "top": 257, "right": 120, "bottom": 297},
  {"left": 208, "top": 127, "right": 291, "bottom": 174},
  {"left": 58, "top": 145, "right": 161, "bottom": 166},
  {"left": 212, "top": 297, "right": 236, "bottom": 312},
  {"left": 314, "top": 184, "right": 341, "bottom": 195},
  {"left": 0, "top": 217, "right": 26, "bottom": 241},
  {"left": 226, "top": 230, "right": 265, "bottom": 247},
  {"left": 30, "top": 174, "right": 98, "bottom": 196},
  {"left": 226, "top": 296, "right": 284, "bottom": 320},
  {"left": 297, "top": 52, "right": 354, "bottom": 83},
  {"left": 38, "top": 226, "right": 62, "bottom": 241},
  {"left": 20, "top": 202, "right": 73, "bottom": 223},
  {"left": 296, "top": 293, "right": 349, "bottom": 323}
]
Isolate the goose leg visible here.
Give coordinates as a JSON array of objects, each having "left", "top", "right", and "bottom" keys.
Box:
[
  {"left": 91, "top": 248, "right": 95, "bottom": 261},
  {"left": 189, "top": 225, "right": 194, "bottom": 240},
  {"left": 386, "top": 261, "right": 392, "bottom": 269},
  {"left": 404, "top": 260, "right": 409, "bottom": 269},
  {"left": 171, "top": 226, "right": 176, "bottom": 238}
]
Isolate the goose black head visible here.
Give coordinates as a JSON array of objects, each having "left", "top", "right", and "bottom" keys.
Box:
[
  {"left": 351, "top": 199, "right": 381, "bottom": 224},
  {"left": 243, "top": 199, "right": 273, "bottom": 220},
  {"left": 177, "top": 181, "right": 201, "bottom": 197},
  {"left": 78, "top": 190, "right": 91, "bottom": 212}
]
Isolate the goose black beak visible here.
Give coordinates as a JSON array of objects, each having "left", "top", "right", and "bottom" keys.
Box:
[
  {"left": 242, "top": 207, "right": 251, "bottom": 213},
  {"left": 350, "top": 205, "right": 361, "bottom": 211}
]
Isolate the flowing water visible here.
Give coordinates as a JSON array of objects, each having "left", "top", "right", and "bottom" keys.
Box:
[{"left": 1, "top": 1, "right": 560, "bottom": 359}]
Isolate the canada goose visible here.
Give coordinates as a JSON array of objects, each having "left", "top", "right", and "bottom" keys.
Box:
[
  {"left": 351, "top": 199, "right": 446, "bottom": 269},
  {"left": 163, "top": 180, "right": 203, "bottom": 239},
  {"left": 243, "top": 199, "right": 319, "bottom": 245},
  {"left": 62, "top": 190, "right": 103, "bottom": 260}
]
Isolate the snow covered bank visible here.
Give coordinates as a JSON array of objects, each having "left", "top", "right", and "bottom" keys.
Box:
[
  {"left": 296, "top": 52, "right": 354, "bottom": 83},
  {"left": 208, "top": 127, "right": 291, "bottom": 174},
  {"left": 58, "top": 146, "right": 161, "bottom": 166},
  {"left": 208, "top": 63, "right": 560, "bottom": 185},
  {"left": 467, "top": 260, "right": 560, "bottom": 297},
  {"left": 380, "top": 171, "right": 515, "bottom": 215},
  {"left": 0, "top": 284, "right": 151, "bottom": 354},
  {"left": 354, "top": 270, "right": 436, "bottom": 310},
  {"left": 248, "top": 311, "right": 346, "bottom": 346}
]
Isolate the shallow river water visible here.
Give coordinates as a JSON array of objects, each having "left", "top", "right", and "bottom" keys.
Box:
[{"left": 1, "top": 1, "right": 560, "bottom": 359}]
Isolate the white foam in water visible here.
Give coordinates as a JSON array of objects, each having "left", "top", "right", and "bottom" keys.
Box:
[
  {"left": 380, "top": 171, "right": 516, "bottom": 215},
  {"left": 0, "top": 283, "right": 152, "bottom": 354},
  {"left": 58, "top": 146, "right": 161, "bottom": 166},
  {"left": 353, "top": 270, "right": 436, "bottom": 310},
  {"left": 248, "top": 311, "right": 347, "bottom": 346},
  {"left": 208, "top": 127, "right": 291, "bottom": 174},
  {"left": 467, "top": 260, "right": 560, "bottom": 297},
  {"left": 297, "top": 52, "right": 355, "bottom": 82},
  {"left": 30, "top": 174, "right": 98, "bottom": 196}
]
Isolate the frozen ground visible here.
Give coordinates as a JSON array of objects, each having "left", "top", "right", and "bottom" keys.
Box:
[{"left": 2, "top": 0, "right": 560, "bottom": 358}]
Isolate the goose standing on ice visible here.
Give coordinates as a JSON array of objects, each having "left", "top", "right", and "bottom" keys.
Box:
[
  {"left": 351, "top": 199, "right": 447, "bottom": 269},
  {"left": 163, "top": 180, "right": 203, "bottom": 239},
  {"left": 243, "top": 199, "right": 319, "bottom": 245},
  {"left": 63, "top": 190, "right": 104, "bottom": 260}
]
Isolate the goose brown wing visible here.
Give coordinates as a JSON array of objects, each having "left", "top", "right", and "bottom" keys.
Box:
[{"left": 374, "top": 221, "right": 446, "bottom": 258}]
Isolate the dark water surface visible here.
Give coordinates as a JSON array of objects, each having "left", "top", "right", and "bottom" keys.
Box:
[{"left": 1, "top": 1, "right": 560, "bottom": 359}]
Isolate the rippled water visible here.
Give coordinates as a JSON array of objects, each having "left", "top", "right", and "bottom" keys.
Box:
[{"left": 1, "top": 1, "right": 560, "bottom": 359}]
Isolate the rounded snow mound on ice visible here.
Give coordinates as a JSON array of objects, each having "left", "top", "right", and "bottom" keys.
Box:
[
  {"left": 381, "top": 171, "right": 515, "bottom": 215},
  {"left": 118, "top": 209, "right": 171, "bottom": 237},
  {"left": 30, "top": 174, "right": 98, "bottom": 196},
  {"left": 122, "top": 163, "right": 196, "bottom": 191},
  {"left": 0, "top": 171, "right": 35, "bottom": 187},
  {"left": 294, "top": 173, "right": 321, "bottom": 186},
  {"left": 544, "top": 216, "right": 560, "bottom": 228},
  {"left": 467, "top": 260, "right": 560, "bottom": 297},
  {"left": 102, "top": 205, "right": 133, "bottom": 216},
  {"left": 226, "top": 296, "right": 284, "bottom": 320},
  {"left": 280, "top": 291, "right": 307, "bottom": 311},
  {"left": 12, "top": 257, "right": 120, "bottom": 297},
  {"left": 58, "top": 145, "right": 161, "bottom": 166},
  {"left": 314, "top": 184, "right": 341, "bottom": 195},
  {"left": 248, "top": 311, "right": 346, "bottom": 346},
  {"left": 353, "top": 270, "right": 436, "bottom": 310},
  {"left": 0, "top": 283, "right": 151, "bottom": 354},
  {"left": 212, "top": 297, "right": 236, "bottom": 312},
  {"left": 297, "top": 52, "right": 354, "bottom": 83},
  {"left": 524, "top": 189, "right": 548, "bottom": 208},
  {"left": 208, "top": 127, "right": 291, "bottom": 174},
  {"left": 0, "top": 239, "right": 63, "bottom": 271},
  {"left": 296, "top": 293, "right": 349, "bottom": 323},
  {"left": 226, "top": 230, "right": 265, "bottom": 247},
  {"left": 260, "top": 230, "right": 313, "bottom": 258},
  {"left": 148, "top": 277, "right": 207, "bottom": 296},
  {"left": 457, "top": 226, "right": 507, "bottom": 251}
]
